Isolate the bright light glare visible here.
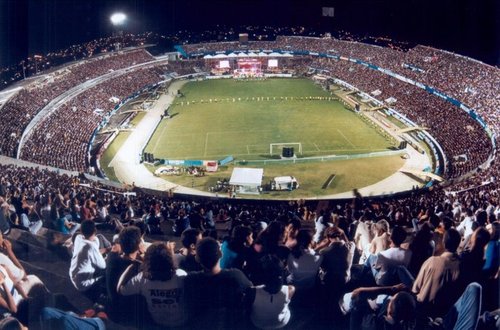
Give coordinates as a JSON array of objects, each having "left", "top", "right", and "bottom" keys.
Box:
[{"left": 110, "top": 13, "right": 127, "bottom": 26}]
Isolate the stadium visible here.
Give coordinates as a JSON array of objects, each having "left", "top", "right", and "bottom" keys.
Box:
[{"left": 0, "top": 0, "right": 497, "bottom": 329}]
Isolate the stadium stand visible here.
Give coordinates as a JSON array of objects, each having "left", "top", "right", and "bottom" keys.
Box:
[{"left": 0, "top": 32, "right": 497, "bottom": 328}]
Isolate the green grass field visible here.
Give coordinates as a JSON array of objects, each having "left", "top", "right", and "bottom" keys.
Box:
[
  {"left": 144, "top": 78, "right": 393, "bottom": 160},
  {"left": 99, "top": 78, "right": 408, "bottom": 198}
]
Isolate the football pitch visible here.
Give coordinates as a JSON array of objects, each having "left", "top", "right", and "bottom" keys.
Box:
[{"left": 145, "top": 78, "right": 393, "bottom": 160}]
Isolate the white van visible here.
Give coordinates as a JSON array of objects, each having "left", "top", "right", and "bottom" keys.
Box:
[{"left": 271, "top": 176, "right": 299, "bottom": 191}]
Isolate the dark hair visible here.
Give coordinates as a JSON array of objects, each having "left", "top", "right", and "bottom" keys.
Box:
[
  {"left": 181, "top": 228, "right": 201, "bottom": 249},
  {"left": 475, "top": 210, "right": 487, "bottom": 227},
  {"left": 196, "top": 237, "right": 221, "bottom": 270},
  {"left": 142, "top": 242, "right": 175, "bottom": 281},
  {"left": 325, "top": 226, "right": 347, "bottom": 241},
  {"left": 390, "top": 226, "right": 407, "bottom": 247},
  {"left": 0, "top": 316, "right": 24, "bottom": 330},
  {"left": 229, "top": 226, "right": 252, "bottom": 251},
  {"left": 389, "top": 291, "right": 416, "bottom": 327},
  {"left": 203, "top": 229, "right": 218, "bottom": 240},
  {"left": 290, "top": 229, "right": 312, "bottom": 259},
  {"left": 441, "top": 217, "right": 454, "bottom": 230},
  {"left": 256, "top": 221, "right": 284, "bottom": 253},
  {"left": 287, "top": 218, "right": 301, "bottom": 231},
  {"left": 470, "top": 227, "right": 490, "bottom": 253},
  {"left": 131, "top": 220, "right": 146, "bottom": 237},
  {"left": 490, "top": 222, "right": 500, "bottom": 241},
  {"left": 409, "top": 222, "right": 433, "bottom": 251},
  {"left": 260, "top": 255, "right": 285, "bottom": 295},
  {"left": 119, "top": 226, "right": 142, "bottom": 255},
  {"left": 81, "top": 220, "right": 96, "bottom": 239},
  {"left": 443, "top": 228, "right": 461, "bottom": 253}
]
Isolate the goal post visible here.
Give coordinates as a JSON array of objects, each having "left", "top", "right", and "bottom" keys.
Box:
[{"left": 270, "top": 143, "right": 303, "bottom": 156}]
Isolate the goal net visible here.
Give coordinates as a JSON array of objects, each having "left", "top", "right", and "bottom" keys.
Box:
[{"left": 270, "top": 143, "right": 303, "bottom": 156}]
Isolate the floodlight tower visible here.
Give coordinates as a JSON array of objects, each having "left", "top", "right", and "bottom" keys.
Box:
[{"left": 110, "top": 12, "right": 127, "bottom": 51}]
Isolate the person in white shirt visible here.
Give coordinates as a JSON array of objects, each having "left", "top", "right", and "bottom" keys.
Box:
[
  {"left": 371, "top": 226, "right": 412, "bottom": 286},
  {"left": 248, "top": 255, "right": 295, "bottom": 329},
  {"left": 457, "top": 209, "right": 475, "bottom": 238},
  {"left": 118, "top": 242, "right": 188, "bottom": 328},
  {"left": 69, "top": 220, "right": 108, "bottom": 300},
  {"left": 0, "top": 264, "right": 26, "bottom": 315},
  {"left": 287, "top": 230, "right": 322, "bottom": 290},
  {"left": 0, "top": 232, "right": 44, "bottom": 295},
  {"left": 313, "top": 210, "right": 330, "bottom": 243}
]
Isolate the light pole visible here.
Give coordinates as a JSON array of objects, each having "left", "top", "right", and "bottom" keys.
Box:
[{"left": 110, "top": 12, "right": 127, "bottom": 51}]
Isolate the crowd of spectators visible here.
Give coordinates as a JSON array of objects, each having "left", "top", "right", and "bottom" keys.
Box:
[
  {"left": 0, "top": 162, "right": 496, "bottom": 329},
  {"left": 182, "top": 36, "right": 497, "bottom": 182},
  {"left": 0, "top": 32, "right": 163, "bottom": 87},
  {"left": 19, "top": 65, "right": 168, "bottom": 172},
  {"left": 1, "top": 33, "right": 496, "bottom": 183},
  {"left": 308, "top": 57, "right": 493, "bottom": 178},
  {"left": 183, "top": 35, "right": 499, "bottom": 139},
  {"left": 0, "top": 49, "right": 154, "bottom": 158},
  {"left": 0, "top": 32, "right": 497, "bottom": 328}
]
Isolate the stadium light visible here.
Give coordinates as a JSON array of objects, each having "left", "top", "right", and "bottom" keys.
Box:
[{"left": 110, "top": 12, "right": 127, "bottom": 26}]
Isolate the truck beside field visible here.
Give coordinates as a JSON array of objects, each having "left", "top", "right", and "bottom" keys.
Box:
[{"left": 271, "top": 176, "right": 299, "bottom": 191}]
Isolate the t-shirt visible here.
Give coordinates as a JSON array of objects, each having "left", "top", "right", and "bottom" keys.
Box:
[
  {"left": 0, "top": 266, "right": 22, "bottom": 314},
  {"left": 220, "top": 241, "right": 249, "bottom": 270},
  {"left": 320, "top": 241, "right": 355, "bottom": 285},
  {"left": 0, "top": 253, "right": 25, "bottom": 283},
  {"left": 250, "top": 285, "right": 291, "bottom": 329},
  {"left": 184, "top": 269, "right": 252, "bottom": 327},
  {"left": 374, "top": 247, "right": 412, "bottom": 286},
  {"left": 105, "top": 252, "right": 136, "bottom": 301},
  {"left": 56, "top": 217, "right": 69, "bottom": 234},
  {"left": 412, "top": 252, "right": 461, "bottom": 316},
  {"left": 175, "top": 253, "right": 202, "bottom": 273},
  {"left": 69, "top": 235, "right": 106, "bottom": 291},
  {"left": 121, "top": 269, "right": 188, "bottom": 327},
  {"left": 286, "top": 249, "right": 322, "bottom": 289}
]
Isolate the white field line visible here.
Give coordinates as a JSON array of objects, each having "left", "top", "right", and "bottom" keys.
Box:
[
  {"left": 337, "top": 129, "right": 356, "bottom": 148},
  {"left": 204, "top": 132, "right": 209, "bottom": 157},
  {"left": 152, "top": 123, "right": 169, "bottom": 152},
  {"left": 313, "top": 143, "right": 321, "bottom": 151}
]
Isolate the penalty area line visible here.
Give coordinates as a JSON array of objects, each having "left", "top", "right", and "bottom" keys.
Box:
[{"left": 337, "top": 129, "right": 356, "bottom": 148}]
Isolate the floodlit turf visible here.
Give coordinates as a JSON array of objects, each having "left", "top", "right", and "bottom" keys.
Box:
[
  {"left": 145, "top": 78, "right": 392, "bottom": 160},
  {"left": 101, "top": 131, "right": 131, "bottom": 182}
]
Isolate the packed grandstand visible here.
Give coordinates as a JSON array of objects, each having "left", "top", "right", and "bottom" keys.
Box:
[{"left": 0, "top": 30, "right": 497, "bottom": 329}]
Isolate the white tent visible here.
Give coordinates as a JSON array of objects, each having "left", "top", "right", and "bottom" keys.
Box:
[{"left": 229, "top": 168, "right": 263, "bottom": 194}]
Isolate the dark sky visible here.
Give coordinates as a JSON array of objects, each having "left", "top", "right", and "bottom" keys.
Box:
[{"left": 1, "top": 0, "right": 498, "bottom": 67}]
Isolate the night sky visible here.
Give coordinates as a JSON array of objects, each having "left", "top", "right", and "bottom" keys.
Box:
[{"left": 1, "top": 0, "right": 498, "bottom": 67}]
